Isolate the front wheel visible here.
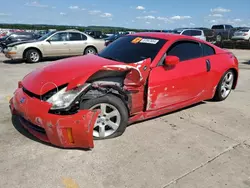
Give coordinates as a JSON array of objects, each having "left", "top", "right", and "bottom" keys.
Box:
[
  {"left": 25, "top": 49, "right": 41, "bottom": 63},
  {"left": 81, "top": 94, "right": 128, "bottom": 140},
  {"left": 212, "top": 70, "right": 235, "bottom": 101}
]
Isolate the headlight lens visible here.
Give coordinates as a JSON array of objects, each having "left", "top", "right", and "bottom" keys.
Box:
[{"left": 46, "top": 84, "right": 90, "bottom": 110}]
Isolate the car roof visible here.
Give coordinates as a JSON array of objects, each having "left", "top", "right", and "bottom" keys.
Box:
[{"left": 129, "top": 32, "right": 201, "bottom": 41}]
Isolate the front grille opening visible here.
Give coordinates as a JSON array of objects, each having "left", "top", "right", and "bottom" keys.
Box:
[{"left": 19, "top": 116, "right": 46, "bottom": 134}]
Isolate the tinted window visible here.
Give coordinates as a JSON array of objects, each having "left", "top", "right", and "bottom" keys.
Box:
[
  {"left": 191, "top": 30, "right": 202, "bottom": 36},
  {"left": 212, "top": 25, "right": 224, "bottom": 29},
  {"left": 49, "top": 33, "right": 68, "bottom": 41},
  {"left": 202, "top": 43, "right": 215, "bottom": 56},
  {"left": 182, "top": 30, "right": 192, "bottom": 36},
  {"left": 69, "top": 32, "right": 82, "bottom": 41},
  {"left": 167, "top": 41, "right": 202, "bottom": 61},
  {"left": 225, "top": 25, "right": 233, "bottom": 29},
  {"left": 98, "top": 35, "right": 166, "bottom": 63},
  {"left": 81, "top": 34, "right": 87, "bottom": 40}
]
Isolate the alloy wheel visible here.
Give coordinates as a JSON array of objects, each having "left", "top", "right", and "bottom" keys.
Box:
[
  {"left": 220, "top": 71, "right": 234, "bottom": 98},
  {"left": 90, "top": 103, "right": 121, "bottom": 138}
]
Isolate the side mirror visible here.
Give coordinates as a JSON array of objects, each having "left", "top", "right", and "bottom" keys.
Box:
[
  {"left": 164, "top": 55, "right": 180, "bottom": 66},
  {"left": 46, "top": 39, "right": 51, "bottom": 43}
]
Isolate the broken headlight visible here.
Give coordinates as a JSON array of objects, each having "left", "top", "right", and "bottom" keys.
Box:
[{"left": 46, "top": 84, "right": 90, "bottom": 110}]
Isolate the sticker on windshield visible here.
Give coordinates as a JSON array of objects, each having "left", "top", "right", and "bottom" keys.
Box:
[
  {"left": 139, "top": 38, "right": 159, "bottom": 44},
  {"left": 131, "top": 37, "right": 143, "bottom": 44}
]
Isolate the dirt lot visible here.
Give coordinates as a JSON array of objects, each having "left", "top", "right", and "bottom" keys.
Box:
[{"left": 0, "top": 50, "right": 250, "bottom": 188}]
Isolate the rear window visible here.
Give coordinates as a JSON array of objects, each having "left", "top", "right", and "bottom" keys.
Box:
[
  {"left": 191, "top": 30, "right": 202, "bottom": 36},
  {"left": 238, "top": 29, "right": 250, "bottom": 32},
  {"left": 212, "top": 25, "right": 224, "bottom": 29},
  {"left": 98, "top": 35, "right": 166, "bottom": 63}
]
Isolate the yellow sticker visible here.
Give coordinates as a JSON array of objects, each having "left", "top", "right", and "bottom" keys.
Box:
[{"left": 131, "top": 37, "right": 142, "bottom": 44}]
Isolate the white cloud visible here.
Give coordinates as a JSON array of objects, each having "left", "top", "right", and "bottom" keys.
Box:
[
  {"left": 82, "top": 8, "right": 86, "bottom": 11},
  {"left": 132, "top": 20, "right": 135, "bottom": 22},
  {"left": 0, "top": 13, "right": 11, "bottom": 16},
  {"left": 209, "top": 13, "right": 223, "bottom": 17},
  {"left": 100, "top": 13, "right": 112, "bottom": 18},
  {"left": 25, "top": 1, "right": 48, "bottom": 8},
  {"left": 209, "top": 20, "right": 218, "bottom": 23},
  {"left": 190, "top": 23, "right": 195, "bottom": 26},
  {"left": 136, "top": 15, "right": 155, "bottom": 20},
  {"left": 233, "top": 18, "right": 242, "bottom": 22},
  {"left": 136, "top": 6, "right": 145, "bottom": 10},
  {"left": 210, "top": 7, "right": 231, "bottom": 13},
  {"left": 146, "top": 21, "right": 150, "bottom": 24},
  {"left": 60, "top": 12, "right": 66, "bottom": 16},
  {"left": 157, "top": 16, "right": 168, "bottom": 21},
  {"left": 69, "top": 5, "right": 79, "bottom": 9},
  {"left": 170, "top": 15, "right": 191, "bottom": 20},
  {"left": 89, "top": 10, "right": 101, "bottom": 15}
]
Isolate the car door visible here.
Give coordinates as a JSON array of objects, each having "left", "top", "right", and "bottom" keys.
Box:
[
  {"left": 42, "top": 32, "right": 70, "bottom": 56},
  {"left": 68, "top": 32, "right": 88, "bottom": 55},
  {"left": 147, "top": 40, "right": 210, "bottom": 111}
]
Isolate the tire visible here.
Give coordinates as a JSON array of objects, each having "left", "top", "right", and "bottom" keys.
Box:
[
  {"left": 81, "top": 94, "right": 128, "bottom": 140},
  {"left": 212, "top": 70, "right": 235, "bottom": 101},
  {"left": 84, "top": 46, "right": 97, "bottom": 55},
  {"left": 216, "top": 34, "right": 222, "bottom": 42},
  {"left": 25, "top": 49, "right": 41, "bottom": 63}
]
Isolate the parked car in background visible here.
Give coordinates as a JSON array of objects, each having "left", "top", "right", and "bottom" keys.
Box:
[
  {"left": 231, "top": 28, "right": 250, "bottom": 42},
  {"left": 172, "top": 28, "right": 206, "bottom": 41},
  {"left": 211, "top": 24, "right": 235, "bottom": 42},
  {"left": 84, "top": 30, "right": 108, "bottom": 39},
  {"left": 194, "top": 27, "right": 216, "bottom": 43},
  {"left": 3, "top": 30, "right": 106, "bottom": 63},
  {"left": 0, "top": 32, "right": 40, "bottom": 52},
  {"left": 104, "top": 33, "right": 126, "bottom": 46}
]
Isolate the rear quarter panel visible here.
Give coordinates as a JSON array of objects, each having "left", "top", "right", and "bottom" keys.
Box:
[{"left": 206, "top": 48, "right": 238, "bottom": 93}]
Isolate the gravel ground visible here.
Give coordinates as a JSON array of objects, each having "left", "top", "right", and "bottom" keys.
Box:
[{"left": 0, "top": 49, "right": 250, "bottom": 188}]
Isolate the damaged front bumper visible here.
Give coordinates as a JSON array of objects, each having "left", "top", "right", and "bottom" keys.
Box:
[{"left": 9, "top": 88, "right": 99, "bottom": 149}]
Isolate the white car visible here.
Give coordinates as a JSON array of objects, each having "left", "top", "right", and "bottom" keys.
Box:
[
  {"left": 3, "top": 30, "right": 106, "bottom": 63},
  {"left": 173, "top": 29, "right": 207, "bottom": 41},
  {"left": 232, "top": 28, "right": 250, "bottom": 42}
]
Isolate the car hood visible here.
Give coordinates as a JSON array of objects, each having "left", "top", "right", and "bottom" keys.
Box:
[
  {"left": 21, "top": 54, "right": 125, "bottom": 95},
  {"left": 7, "top": 40, "right": 38, "bottom": 47}
]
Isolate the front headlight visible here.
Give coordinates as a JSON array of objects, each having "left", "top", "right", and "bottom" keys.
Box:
[{"left": 46, "top": 84, "right": 90, "bottom": 110}]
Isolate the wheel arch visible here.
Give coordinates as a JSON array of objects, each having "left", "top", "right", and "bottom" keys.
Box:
[{"left": 23, "top": 47, "right": 43, "bottom": 59}]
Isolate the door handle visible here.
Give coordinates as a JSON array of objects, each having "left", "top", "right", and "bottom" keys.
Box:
[{"left": 206, "top": 59, "right": 211, "bottom": 72}]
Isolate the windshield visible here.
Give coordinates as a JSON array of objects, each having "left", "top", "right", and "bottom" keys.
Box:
[
  {"left": 172, "top": 30, "right": 182, "bottom": 34},
  {"left": 98, "top": 35, "right": 167, "bottom": 63},
  {"left": 37, "top": 31, "right": 57, "bottom": 41},
  {"left": 238, "top": 29, "right": 250, "bottom": 32}
]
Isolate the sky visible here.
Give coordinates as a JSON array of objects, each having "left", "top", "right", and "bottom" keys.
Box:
[{"left": 0, "top": 0, "right": 249, "bottom": 30}]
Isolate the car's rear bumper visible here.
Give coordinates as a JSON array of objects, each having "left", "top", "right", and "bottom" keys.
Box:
[{"left": 9, "top": 88, "right": 99, "bottom": 149}]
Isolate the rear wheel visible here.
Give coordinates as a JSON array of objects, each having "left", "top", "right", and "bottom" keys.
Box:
[
  {"left": 212, "top": 70, "right": 234, "bottom": 101},
  {"left": 25, "top": 49, "right": 41, "bottom": 63},
  {"left": 81, "top": 94, "right": 128, "bottom": 140},
  {"left": 84, "top": 47, "right": 97, "bottom": 55}
]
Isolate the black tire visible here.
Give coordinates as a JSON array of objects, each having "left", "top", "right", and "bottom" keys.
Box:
[
  {"left": 81, "top": 94, "right": 129, "bottom": 140},
  {"left": 212, "top": 70, "right": 234, "bottom": 101},
  {"left": 84, "top": 46, "right": 97, "bottom": 55},
  {"left": 25, "top": 49, "right": 41, "bottom": 63}
]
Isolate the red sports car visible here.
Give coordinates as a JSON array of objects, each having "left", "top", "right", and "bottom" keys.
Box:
[{"left": 9, "top": 33, "right": 239, "bottom": 149}]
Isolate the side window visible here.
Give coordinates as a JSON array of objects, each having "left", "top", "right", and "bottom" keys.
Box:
[
  {"left": 81, "top": 34, "right": 87, "bottom": 40},
  {"left": 182, "top": 30, "right": 191, "bottom": 36},
  {"left": 167, "top": 41, "right": 202, "bottom": 61},
  {"left": 49, "top": 33, "right": 68, "bottom": 41},
  {"left": 202, "top": 43, "right": 215, "bottom": 56},
  {"left": 68, "top": 32, "right": 82, "bottom": 41},
  {"left": 191, "top": 30, "right": 202, "bottom": 36}
]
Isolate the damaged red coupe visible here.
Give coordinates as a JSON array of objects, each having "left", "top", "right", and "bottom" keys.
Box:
[{"left": 9, "top": 33, "right": 239, "bottom": 149}]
